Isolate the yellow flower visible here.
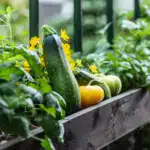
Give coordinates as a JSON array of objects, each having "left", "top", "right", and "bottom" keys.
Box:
[
  {"left": 40, "top": 57, "right": 45, "bottom": 67},
  {"left": 23, "top": 61, "right": 30, "bottom": 68},
  {"left": 89, "top": 65, "right": 98, "bottom": 74},
  {"left": 60, "top": 29, "right": 70, "bottom": 41},
  {"left": 39, "top": 44, "right": 43, "bottom": 50},
  {"left": 30, "top": 37, "right": 40, "bottom": 46},
  {"left": 25, "top": 68, "right": 32, "bottom": 72},
  {"left": 76, "top": 59, "right": 82, "bottom": 67},
  {"left": 29, "top": 46, "right": 35, "bottom": 51},
  {"left": 70, "top": 61, "right": 76, "bottom": 71},
  {"left": 62, "top": 43, "right": 71, "bottom": 56},
  {"left": 23, "top": 61, "right": 31, "bottom": 72},
  {"left": 29, "top": 37, "right": 40, "bottom": 50},
  {"left": 67, "top": 55, "right": 72, "bottom": 63},
  {"left": 40, "top": 57, "right": 44, "bottom": 62}
]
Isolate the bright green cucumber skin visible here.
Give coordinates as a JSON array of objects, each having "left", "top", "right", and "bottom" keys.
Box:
[{"left": 43, "top": 35, "right": 81, "bottom": 115}]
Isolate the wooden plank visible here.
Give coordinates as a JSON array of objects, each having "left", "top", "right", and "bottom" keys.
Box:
[
  {"left": 1, "top": 89, "right": 150, "bottom": 150},
  {"left": 0, "top": 128, "right": 43, "bottom": 150},
  {"left": 56, "top": 89, "right": 150, "bottom": 150}
]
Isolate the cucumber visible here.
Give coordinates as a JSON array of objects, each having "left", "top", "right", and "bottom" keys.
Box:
[
  {"left": 42, "top": 25, "right": 81, "bottom": 115},
  {"left": 75, "top": 70, "right": 112, "bottom": 99}
]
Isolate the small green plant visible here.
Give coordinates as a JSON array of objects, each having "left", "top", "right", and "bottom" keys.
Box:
[{"left": 0, "top": 0, "right": 28, "bottom": 43}]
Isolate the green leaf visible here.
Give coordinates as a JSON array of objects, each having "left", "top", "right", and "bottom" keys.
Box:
[
  {"left": 19, "top": 67, "right": 34, "bottom": 82},
  {"left": 10, "top": 116, "right": 30, "bottom": 138},
  {"left": 106, "top": 53, "right": 116, "bottom": 62},
  {"left": 0, "top": 82, "right": 15, "bottom": 96},
  {"left": 41, "top": 136, "right": 55, "bottom": 150},
  {"left": 41, "top": 115, "right": 64, "bottom": 143},
  {"left": 44, "top": 93, "right": 65, "bottom": 119},
  {"left": 36, "top": 78, "right": 52, "bottom": 93},
  {"left": 2, "top": 45, "right": 42, "bottom": 76},
  {"left": 52, "top": 91, "right": 66, "bottom": 111},
  {"left": 0, "top": 62, "right": 24, "bottom": 81},
  {"left": 126, "top": 73, "right": 133, "bottom": 79},
  {"left": 0, "top": 108, "right": 13, "bottom": 130},
  {"left": 25, "top": 51, "right": 42, "bottom": 76},
  {"left": 19, "top": 84, "right": 44, "bottom": 104},
  {"left": 6, "top": 6, "right": 12, "bottom": 21},
  {"left": 7, "top": 97, "right": 20, "bottom": 109},
  {"left": 0, "top": 35, "right": 5, "bottom": 40},
  {"left": 6, "top": 7, "right": 11, "bottom": 14},
  {"left": 39, "top": 104, "right": 56, "bottom": 118},
  {"left": 25, "top": 98, "right": 34, "bottom": 109},
  {"left": 0, "top": 97, "right": 8, "bottom": 108}
]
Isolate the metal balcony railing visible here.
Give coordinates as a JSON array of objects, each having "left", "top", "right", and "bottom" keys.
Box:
[{"left": 29, "top": 0, "right": 140, "bottom": 51}]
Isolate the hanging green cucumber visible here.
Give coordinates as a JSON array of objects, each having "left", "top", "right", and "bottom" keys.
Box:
[{"left": 42, "top": 25, "right": 81, "bottom": 115}]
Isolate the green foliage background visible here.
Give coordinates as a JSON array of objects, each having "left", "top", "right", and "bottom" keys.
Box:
[
  {"left": 0, "top": 0, "right": 106, "bottom": 53},
  {"left": 0, "top": 0, "right": 28, "bottom": 44},
  {"left": 51, "top": 0, "right": 106, "bottom": 54}
]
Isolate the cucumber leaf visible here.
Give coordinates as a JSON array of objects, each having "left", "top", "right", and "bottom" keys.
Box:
[{"left": 41, "top": 136, "right": 56, "bottom": 150}]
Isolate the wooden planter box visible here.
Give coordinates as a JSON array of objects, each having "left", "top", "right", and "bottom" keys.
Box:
[{"left": 0, "top": 88, "right": 150, "bottom": 150}]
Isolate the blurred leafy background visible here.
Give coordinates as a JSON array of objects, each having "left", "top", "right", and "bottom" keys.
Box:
[
  {"left": 0, "top": 0, "right": 106, "bottom": 53},
  {"left": 51, "top": 0, "right": 106, "bottom": 54},
  {"left": 0, "top": 0, "right": 28, "bottom": 44}
]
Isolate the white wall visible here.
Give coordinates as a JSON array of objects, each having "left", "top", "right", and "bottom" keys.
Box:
[
  {"left": 114, "top": 0, "right": 134, "bottom": 11},
  {"left": 39, "top": 0, "right": 73, "bottom": 27},
  {"left": 62, "top": 1, "right": 73, "bottom": 19},
  {"left": 114, "top": 0, "right": 142, "bottom": 11},
  {"left": 39, "top": 0, "right": 143, "bottom": 27}
]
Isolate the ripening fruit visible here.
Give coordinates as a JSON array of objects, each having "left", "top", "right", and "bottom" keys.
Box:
[
  {"left": 80, "top": 85, "right": 104, "bottom": 108},
  {"left": 106, "top": 75, "right": 122, "bottom": 95},
  {"left": 99, "top": 76, "right": 116, "bottom": 96}
]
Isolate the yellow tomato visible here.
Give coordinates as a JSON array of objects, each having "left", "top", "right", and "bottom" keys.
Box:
[{"left": 80, "top": 85, "right": 104, "bottom": 108}]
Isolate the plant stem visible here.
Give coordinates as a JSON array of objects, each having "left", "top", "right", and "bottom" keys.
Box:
[{"left": 8, "top": 23, "right": 13, "bottom": 42}]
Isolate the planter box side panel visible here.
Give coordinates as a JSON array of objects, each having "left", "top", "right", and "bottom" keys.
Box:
[
  {"left": 56, "top": 89, "right": 150, "bottom": 150},
  {"left": 1, "top": 89, "right": 150, "bottom": 150}
]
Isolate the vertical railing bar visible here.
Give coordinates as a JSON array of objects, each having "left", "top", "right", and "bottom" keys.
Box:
[
  {"left": 106, "top": 0, "right": 114, "bottom": 46},
  {"left": 29, "top": 0, "right": 39, "bottom": 39},
  {"left": 134, "top": 0, "right": 140, "bottom": 20},
  {"left": 74, "top": 0, "right": 83, "bottom": 52}
]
